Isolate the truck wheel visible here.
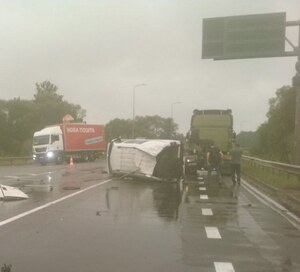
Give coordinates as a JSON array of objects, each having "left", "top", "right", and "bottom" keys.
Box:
[
  {"left": 82, "top": 154, "right": 89, "bottom": 162},
  {"left": 88, "top": 154, "right": 96, "bottom": 162},
  {"left": 56, "top": 155, "right": 63, "bottom": 164}
]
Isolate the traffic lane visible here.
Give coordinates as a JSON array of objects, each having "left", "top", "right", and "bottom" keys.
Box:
[
  {"left": 0, "top": 160, "right": 107, "bottom": 186},
  {"left": 237, "top": 180, "right": 300, "bottom": 271},
  {"left": 0, "top": 162, "right": 71, "bottom": 182},
  {"left": 181, "top": 176, "right": 300, "bottom": 271},
  {"left": 0, "top": 161, "right": 107, "bottom": 221},
  {"left": 0, "top": 175, "right": 300, "bottom": 271},
  {"left": 0, "top": 178, "right": 191, "bottom": 272}
]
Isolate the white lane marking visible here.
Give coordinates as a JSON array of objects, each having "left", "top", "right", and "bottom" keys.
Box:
[
  {"left": 241, "top": 179, "right": 300, "bottom": 229},
  {"left": 202, "top": 208, "right": 213, "bottom": 216},
  {"left": 199, "top": 187, "right": 206, "bottom": 191},
  {"left": 0, "top": 178, "right": 113, "bottom": 228},
  {"left": 214, "top": 262, "right": 235, "bottom": 272},
  {"left": 4, "top": 171, "right": 53, "bottom": 179},
  {"left": 200, "top": 194, "right": 208, "bottom": 200},
  {"left": 198, "top": 181, "right": 205, "bottom": 185},
  {"left": 205, "top": 227, "right": 221, "bottom": 239}
]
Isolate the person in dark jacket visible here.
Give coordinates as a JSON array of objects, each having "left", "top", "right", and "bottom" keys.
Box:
[{"left": 207, "top": 145, "right": 223, "bottom": 182}]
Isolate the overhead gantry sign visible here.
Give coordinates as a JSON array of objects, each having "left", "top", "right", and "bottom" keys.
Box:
[{"left": 202, "top": 12, "right": 300, "bottom": 164}]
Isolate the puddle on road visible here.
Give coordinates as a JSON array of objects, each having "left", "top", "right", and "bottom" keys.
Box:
[
  {"left": 21, "top": 174, "right": 53, "bottom": 193},
  {"left": 24, "top": 184, "right": 53, "bottom": 192}
]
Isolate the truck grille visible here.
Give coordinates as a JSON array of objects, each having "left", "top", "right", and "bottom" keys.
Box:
[{"left": 35, "top": 147, "right": 47, "bottom": 153}]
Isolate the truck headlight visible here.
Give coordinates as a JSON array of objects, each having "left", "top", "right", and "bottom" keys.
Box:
[{"left": 47, "top": 151, "right": 54, "bottom": 158}]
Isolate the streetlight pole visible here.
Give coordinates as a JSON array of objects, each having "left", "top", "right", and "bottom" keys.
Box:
[
  {"left": 291, "top": 19, "right": 300, "bottom": 164},
  {"left": 171, "top": 102, "right": 181, "bottom": 120},
  {"left": 132, "top": 83, "right": 146, "bottom": 138},
  {"left": 170, "top": 102, "right": 181, "bottom": 138}
]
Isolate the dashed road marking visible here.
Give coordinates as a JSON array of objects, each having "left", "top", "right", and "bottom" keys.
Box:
[
  {"left": 199, "top": 187, "right": 206, "bottom": 191},
  {"left": 214, "top": 262, "right": 235, "bottom": 272},
  {"left": 202, "top": 208, "right": 213, "bottom": 216},
  {"left": 4, "top": 176, "right": 20, "bottom": 179},
  {"left": 205, "top": 226, "right": 221, "bottom": 239},
  {"left": 200, "top": 194, "right": 208, "bottom": 200}
]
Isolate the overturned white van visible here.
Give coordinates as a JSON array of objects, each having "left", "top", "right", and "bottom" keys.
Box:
[{"left": 107, "top": 139, "right": 183, "bottom": 181}]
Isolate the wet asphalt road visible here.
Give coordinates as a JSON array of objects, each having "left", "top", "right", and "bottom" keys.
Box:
[{"left": 0, "top": 161, "right": 300, "bottom": 272}]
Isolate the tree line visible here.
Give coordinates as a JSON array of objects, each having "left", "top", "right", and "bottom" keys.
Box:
[
  {"left": 0, "top": 80, "right": 297, "bottom": 163},
  {"left": 0, "top": 81, "right": 85, "bottom": 156},
  {"left": 237, "top": 85, "right": 296, "bottom": 163},
  {"left": 105, "top": 116, "right": 181, "bottom": 141},
  {"left": 0, "top": 80, "right": 181, "bottom": 156}
]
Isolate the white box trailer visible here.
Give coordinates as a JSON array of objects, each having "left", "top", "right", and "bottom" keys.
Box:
[{"left": 32, "top": 123, "right": 106, "bottom": 165}]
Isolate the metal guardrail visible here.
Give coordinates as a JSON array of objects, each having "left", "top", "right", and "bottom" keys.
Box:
[
  {"left": 242, "top": 155, "right": 300, "bottom": 180},
  {"left": 0, "top": 156, "right": 33, "bottom": 165}
]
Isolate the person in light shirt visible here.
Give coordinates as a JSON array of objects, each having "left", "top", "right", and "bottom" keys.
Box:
[{"left": 230, "top": 143, "right": 243, "bottom": 185}]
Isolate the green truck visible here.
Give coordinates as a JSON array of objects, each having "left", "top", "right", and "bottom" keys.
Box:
[{"left": 185, "top": 109, "right": 235, "bottom": 175}]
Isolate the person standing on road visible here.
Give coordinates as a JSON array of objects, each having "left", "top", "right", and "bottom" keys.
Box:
[
  {"left": 230, "top": 143, "right": 243, "bottom": 185},
  {"left": 207, "top": 145, "right": 223, "bottom": 183}
]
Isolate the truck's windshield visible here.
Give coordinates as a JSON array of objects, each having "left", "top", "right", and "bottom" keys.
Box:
[{"left": 33, "top": 135, "right": 50, "bottom": 146}]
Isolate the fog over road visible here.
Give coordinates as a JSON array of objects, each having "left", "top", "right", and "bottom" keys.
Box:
[{"left": 0, "top": 161, "right": 300, "bottom": 272}]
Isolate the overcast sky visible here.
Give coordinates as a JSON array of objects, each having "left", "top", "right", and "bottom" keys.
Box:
[{"left": 0, "top": 0, "right": 299, "bottom": 134}]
